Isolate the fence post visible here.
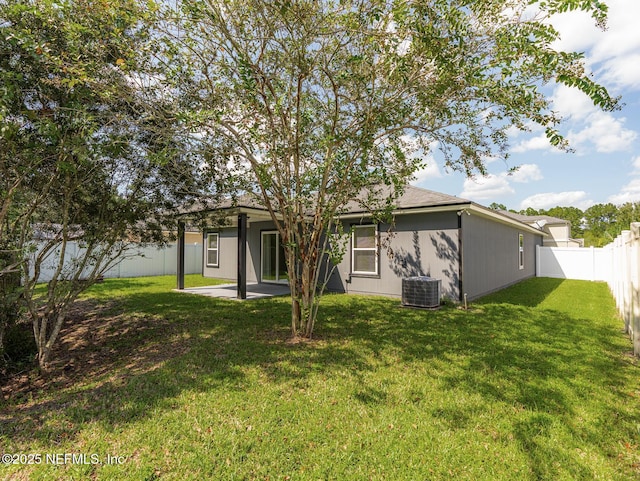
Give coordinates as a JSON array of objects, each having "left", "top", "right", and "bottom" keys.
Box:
[
  {"left": 627, "top": 235, "right": 632, "bottom": 341},
  {"left": 614, "top": 235, "right": 623, "bottom": 324},
  {"left": 629, "top": 224, "right": 640, "bottom": 356}
]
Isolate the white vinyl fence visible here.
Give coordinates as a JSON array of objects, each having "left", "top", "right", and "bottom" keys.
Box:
[
  {"left": 536, "top": 245, "right": 611, "bottom": 282},
  {"left": 31, "top": 242, "right": 203, "bottom": 283},
  {"left": 536, "top": 222, "right": 640, "bottom": 356},
  {"left": 609, "top": 225, "right": 640, "bottom": 356}
]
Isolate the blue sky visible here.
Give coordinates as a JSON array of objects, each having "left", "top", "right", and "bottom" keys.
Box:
[{"left": 413, "top": 0, "right": 640, "bottom": 211}]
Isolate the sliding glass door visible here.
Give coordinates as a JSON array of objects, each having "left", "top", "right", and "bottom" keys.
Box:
[{"left": 261, "top": 231, "right": 288, "bottom": 284}]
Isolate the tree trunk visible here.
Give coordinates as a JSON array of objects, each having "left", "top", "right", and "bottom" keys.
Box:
[
  {"left": 0, "top": 325, "right": 5, "bottom": 366},
  {"left": 287, "top": 253, "right": 318, "bottom": 339},
  {"left": 297, "top": 256, "right": 316, "bottom": 339},
  {"left": 292, "top": 298, "right": 301, "bottom": 337},
  {"left": 35, "top": 311, "right": 66, "bottom": 371}
]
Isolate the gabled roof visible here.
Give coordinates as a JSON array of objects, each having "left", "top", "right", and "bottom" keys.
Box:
[
  {"left": 323, "top": 185, "right": 545, "bottom": 236},
  {"left": 177, "top": 185, "right": 545, "bottom": 236},
  {"left": 181, "top": 185, "right": 469, "bottom": 215},
  {"left": 341, "top": 184, "right": 470, "bottom": 214}
]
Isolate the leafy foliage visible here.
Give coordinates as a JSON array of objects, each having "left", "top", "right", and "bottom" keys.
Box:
[
  {"left": 0, "top": 0, "right": 198, "bottom": 369},
  {"left": 155, "top": 0, "right": 619, "bottom": 337}
]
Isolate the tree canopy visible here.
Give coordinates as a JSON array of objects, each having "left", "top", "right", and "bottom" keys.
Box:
[
  {"left": 0, "top": 0, "right": 193, "bottom": 368},
  {"left": 0, "top": 0, "right": 625, "bottom": 357},
  {"left": 155, "top": 0, "right": 620, "bottom": 338}
]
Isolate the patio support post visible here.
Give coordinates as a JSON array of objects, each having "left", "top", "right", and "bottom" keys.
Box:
[
  {"left": 457, "top": 211, "right": 464, "bottom": 302},
  {"left": 177, "top": 221, "right": 185, "bottom": 290},
  {"left": 238, "top": 213, "right": 247, "bottom": 299}
]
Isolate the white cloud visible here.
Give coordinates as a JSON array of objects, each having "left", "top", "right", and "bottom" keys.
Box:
[
  {"left": 405, "top": 137, "right": 442, "bottom": 184},
  {"left": 461, "top": 175, "right": 514, "bottom": 200},
  {"left": 481, "top": 154, "right": 501, "bottom": 165},
  {"left": 549, "top": 10, "right": 597, "bottom": 53},
  {"left": 412, "top": 161, "right": 442, "bottom": 183},
  {"left": 608, "top": 179, "right": 640, "bottom": 205},
  {"left": 548, "top": 85, "right": 637, "bottom": 155},
  {"left": 551, "top": 85, "right": 598, "bottom": 121},
  {"left": 589, "top": 2, "right": 640, "bottom": 69},
  {"left": 460, "top": 164, "right": 544, "bottom": 201},
  {"left": 519, "top": 191, "right": 594, "bottom": 210},
  {"left": 508, "top": 84, "right": 638, "bottom": 156},
  {"left": 568, "top": 111, "right": 637, "bottom": 153},
  {"left": 600, "top": 54, "right": 640, "bottom": 90},
  {"left": 510, "top": 164, "right": 543, "bottom": 183},
  {"left": 511, "top": 134, "right": 552, "bottom": 154},
  {"left": 608, "top": 156, "right": 640, "bottom": 204},
  {"left": 550, "top": 0, "right": 640, "bottom": 90}
]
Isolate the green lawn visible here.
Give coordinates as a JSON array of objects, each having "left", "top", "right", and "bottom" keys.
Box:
[{"left": 1, "top": 276, "right": 639, "bottom": 480}]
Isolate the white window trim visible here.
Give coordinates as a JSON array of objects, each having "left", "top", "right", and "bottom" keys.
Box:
[
  {"left": 518, "top": 233, "right": 524, "bottom": 270},
  {"left": 351, "top": 224, "right": 379, "bottom": 275},
  {"left": 206, "top": 232, "right": 219, "bottom": 267}
]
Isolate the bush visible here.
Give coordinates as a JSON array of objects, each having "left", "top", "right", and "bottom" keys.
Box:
[
  {"left": 0, "top": 263, "right": 23, "bottom": 367},
  {"left": 3, "top": 322, "right": 37, "bottom": 364}
]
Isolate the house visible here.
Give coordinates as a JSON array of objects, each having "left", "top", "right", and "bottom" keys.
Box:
[
  {"left": 497, "top": 211, "right": 583, "bottom": 247},
  {"left": 176, "top": 185, "right": 545, "bottom": 302}
]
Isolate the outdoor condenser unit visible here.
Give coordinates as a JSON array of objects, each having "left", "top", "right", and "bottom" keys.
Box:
[{"left": 401, "top": 276, "right": 441, "bottom": 308}]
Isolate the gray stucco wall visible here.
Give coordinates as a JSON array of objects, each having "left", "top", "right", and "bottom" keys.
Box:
[
  {"left": 201, "top": 211, "right": 542, "bottom": 302},
  {"left": 461, "top": 213, "right": 542, "bottom": 300},
  {"left": 202, "top": 220, "right": 279, "bottom": 283},
  {"left": 327, "top": 212, "right": 461, "bottom": 300},
  {"left": 202, "top": 227, "right": 238, "bottom": 281}
]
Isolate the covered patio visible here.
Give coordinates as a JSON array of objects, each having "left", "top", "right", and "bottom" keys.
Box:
[
  {"left": 177, "top": 282, "right": 290, "bottom": 300},
  {"left": 176, "top": 196, "right": 288, "bottom": 300}
]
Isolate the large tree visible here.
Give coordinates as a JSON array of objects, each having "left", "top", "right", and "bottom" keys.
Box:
[
  {"left": 0, "top": 0, "right": 201, "bottom": 369},
  {"left": 545, "top": 206, "right": 585, "bottom": 239},
  {"left": 584, "top": 203, "right": 619, "bottom": 246},
  {"left": 158, "top": 0, "right": 618, "bottom": 338}
]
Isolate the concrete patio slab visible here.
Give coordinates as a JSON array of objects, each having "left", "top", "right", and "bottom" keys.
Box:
[{"left": 176, "top": 283, "right": 290, "bottom": 300}]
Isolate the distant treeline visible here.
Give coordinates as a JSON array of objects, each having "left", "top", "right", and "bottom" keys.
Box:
[{"left": 489, "top": 202, "right": 640, "bottom": 247}]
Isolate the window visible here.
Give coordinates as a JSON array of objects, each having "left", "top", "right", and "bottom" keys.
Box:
[
  {"left": 261, "top": 231, "right": 288, "bottom": 284},
  {"left": 518, "top": 233, "right": 524, "bottom": 270},
  {"left": 206, "top": 232, "right": 219, "bottom": 267},
  {"left": 352, "top": 225, "right": 378, "bottom": 275}
]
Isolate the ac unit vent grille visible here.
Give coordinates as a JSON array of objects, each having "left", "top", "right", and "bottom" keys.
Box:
[{"left": 402, "top": 277, "right": 441, "bottom": 308}]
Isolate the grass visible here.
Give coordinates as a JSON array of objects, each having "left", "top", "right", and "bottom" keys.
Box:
[{"left": 1, "top": 275, "right": 639, "bottom": 480}]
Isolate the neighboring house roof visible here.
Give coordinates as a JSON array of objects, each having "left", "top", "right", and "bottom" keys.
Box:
[
  {"left": 497, "top": 211, "right": 569, "bottom": 226},
  {"left": 497, "top": 210, "right": 584, "bottom": 245},
  {"left": 32, "top": 223, "right": 84, "bottom": 241}
]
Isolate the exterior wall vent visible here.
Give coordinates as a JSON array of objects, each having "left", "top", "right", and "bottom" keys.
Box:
[{"left": 402, "top": 277, "right": 441, "bottom": 308}]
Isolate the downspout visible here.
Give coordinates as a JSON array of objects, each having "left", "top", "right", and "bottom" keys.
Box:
[{"left": 237, "top": 213, "right": 247, "bottom": 300}]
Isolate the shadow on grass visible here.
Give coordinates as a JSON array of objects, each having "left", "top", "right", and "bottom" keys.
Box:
[{"left": 0, "top": 279, "right": 637, "bottom": 480}]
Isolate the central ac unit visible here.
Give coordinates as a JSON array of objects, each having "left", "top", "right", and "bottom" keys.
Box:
[{"left": 402, "top": 277, "right": 441, "bottom": 308}]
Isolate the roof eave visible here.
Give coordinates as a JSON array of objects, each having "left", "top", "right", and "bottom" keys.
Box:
[
  {"left": 467, "top": 204, "right": 548, "bottom": 236},
  {"left": 178, "top": 196, "right": 546, "bottom": 237},
  {"left": 336, "top": 202, "right": 472, "bottom": 219}
]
